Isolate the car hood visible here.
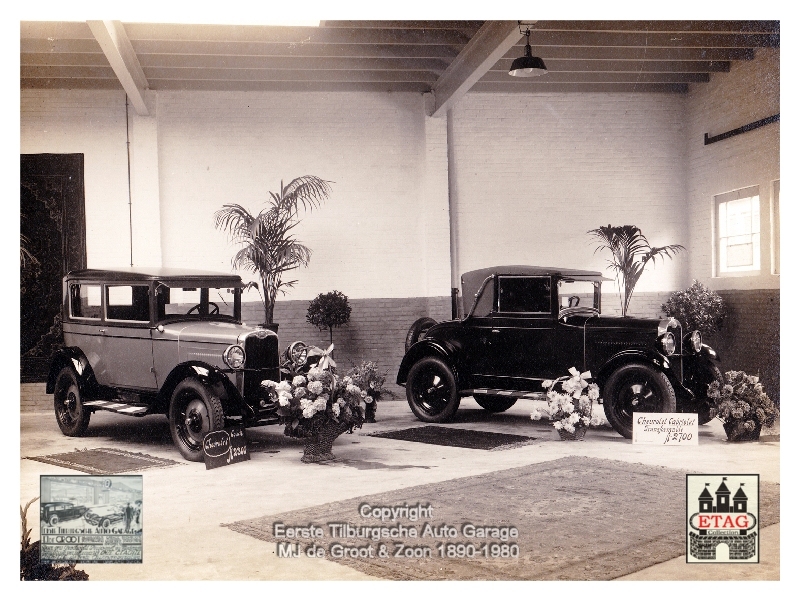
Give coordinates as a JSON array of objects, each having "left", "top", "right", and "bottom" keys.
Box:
[
  {"left": 86, "top": 505, "right": 121, "bottom": 516},
  {"left": 562, "top": 314, "right": 662, "bottom": 330},
  {"left": 159, "top": 321, "right": 276, "bottom": 345}
]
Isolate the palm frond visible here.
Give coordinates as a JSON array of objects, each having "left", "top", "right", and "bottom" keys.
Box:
[{"left": 277, "top": 175, "right": 333, "bottom": 214}]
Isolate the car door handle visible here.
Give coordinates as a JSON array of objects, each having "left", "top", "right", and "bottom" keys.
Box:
[
  {"left": 491, "top": 329, "right": 500, "bottom": 334},
  {"left": 98, "top": 329, "right": 106, "bottom": 335}
]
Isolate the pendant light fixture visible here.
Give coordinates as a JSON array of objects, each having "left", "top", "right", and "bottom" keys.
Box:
[{"left": 508, "top": 25, "right": 547, "bottom": 77}]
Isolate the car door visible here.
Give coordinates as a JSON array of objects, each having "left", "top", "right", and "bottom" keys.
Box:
[
  {"left": 102, "top": 283, "right": 158, "bottom": 390},
  {"left": 489, "top": 276, "right": 561, "bottom": 389}
]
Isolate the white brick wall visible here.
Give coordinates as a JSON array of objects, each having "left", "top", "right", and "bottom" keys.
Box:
[
  {"left": 685, "top": 48, "right": 780, "bottom": 291},
  {"left": 449, "top": 91, "right": 689, "bottom": 293}
]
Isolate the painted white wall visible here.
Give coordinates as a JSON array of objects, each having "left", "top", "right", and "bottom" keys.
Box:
[
  {"left": 448, "top": 91, "right": 689, "bottom": 293},
  {"left": 685, "top": 48, "right": 780, "bottom": 291}
]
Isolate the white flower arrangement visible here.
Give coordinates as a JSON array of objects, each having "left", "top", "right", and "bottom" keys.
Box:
[{"left": 531, "top": 367, "right": 607, "bottom": 433}]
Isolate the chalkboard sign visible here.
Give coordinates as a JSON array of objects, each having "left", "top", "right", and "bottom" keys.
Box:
[{"left": 203, "top": 427, "right": 250, "bottom": 470}]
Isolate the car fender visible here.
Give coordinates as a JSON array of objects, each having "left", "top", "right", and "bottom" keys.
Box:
[
  {"left": 594, "top": 349, "right": 675, "bottom": 392},
  {"left": 158, "top": 361, "right": 252, "bottom": 419},
  {"left": 46, "top": 347, "right": 98, "bottom": 396},
  {"left": 698, "top": 343, "right": 721, "bottom": 363},
  {"left": 396, "top": 339, "right": 465, "bottom": 388}
]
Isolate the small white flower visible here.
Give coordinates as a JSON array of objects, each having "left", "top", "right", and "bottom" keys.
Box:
[
  {"left": 564, "top": 423, "right": 575, "bottom": 434},
  {"left": 276, "top": 380, "right": 291, "bottom": 392},
  {"left": 294, "top": 387, "right": 307, "bottom": 399},
  {"left": 292, "top": 375, "right": 307, "bottom": 387},
  {"left": 332, "top": 404, "right": 341, "bottom": 417},
  {"left": 307, "top": 367, "right": 323, "bottom": 381},
  {"left": 542, "top": 380, "right": 553, "bottom": 389},
  {"left": 553, "top": 421, "right": 563, "bottom": 430},
  {"left": 342, "top": 376, "right": 353, "bottom": 385},
  {"left": 302, "top": 407, "right": 316, "bottom": 418},
  {"left": 365, "top": 396, "right": 373, "bottom": 404},
  {"left": 261, "top": 380, "right": 277, "bottom": 389},
  {"left": 308, "top": 381, "right": 324, "bottom": 395},
  {"left": 278, "top": 397, "right": 289, "bottom": 407}
]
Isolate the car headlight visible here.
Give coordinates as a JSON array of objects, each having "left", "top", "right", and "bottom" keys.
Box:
[
  {"left": 688, "top": 330, "right": 702, "bottom": 353},
  {"left": 223, "top": 345, "right": 246, "bottom": 369},
  {"left": 660, "top": 332, "right": 676, "bottom": 356},
  {"left": 288, "top": 341, "right": 308, "bottom": 366}
]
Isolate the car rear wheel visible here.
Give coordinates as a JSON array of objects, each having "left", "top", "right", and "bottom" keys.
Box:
[
  {"left": 53, "top": 367, "right": 91, "bottom": 437},
  {"left": 102, "top": 518, "right": 111, "bottom": 528},
  {"left": 49, "top": 515, "right": 59, "bottom": 527},
  {"left": 169, "top": 378, "right": 225, "bottom": 462},
  {"left": 405, "top": 317, "right": 437, "bottom": 353},
  {"left": 406, "top": 357, "right": 460, "bottom": 423},
  {"left": 603, "top": 364, "right": 676, "bottom": 439},
  {"left": 473, "top": 395, "right": 517, "bottom": 413}
]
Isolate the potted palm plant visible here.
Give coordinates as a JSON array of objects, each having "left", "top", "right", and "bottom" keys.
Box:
[
  {"left": 215, "top": 176, "right": 332, "bottom": 329},
  {"left": 588, "top": 224, "right": 685, "bottom": 317}
]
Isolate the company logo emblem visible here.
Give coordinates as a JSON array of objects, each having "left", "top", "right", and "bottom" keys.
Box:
[{"left": 686, "top": 474, "right": 759, "bottom": 563}]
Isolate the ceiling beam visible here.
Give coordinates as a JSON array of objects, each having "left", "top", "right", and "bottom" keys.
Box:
[
  {"left": 430, "top": 20, "right": 523, "bottom": 117},
  {"left": 87, "top": 20, "right": 149, "bottom": 115}
]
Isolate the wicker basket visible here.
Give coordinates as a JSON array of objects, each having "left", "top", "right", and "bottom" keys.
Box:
[
  {"left": 723, "top": 421, "right": 762, "bottom": 442},
  {"left": 301, "top": 420, "right": 351, "bottom": 463},
  {"left": 556, "top": 425, "right": 587, "bottom": 441}
]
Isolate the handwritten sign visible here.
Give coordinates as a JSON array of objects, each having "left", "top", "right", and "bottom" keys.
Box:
[
  {"left": 632, "top": 413, "right": 698, "bottom": 445},
  {"left": 203, "top": 426, "right": 250, "bottom": 469}
]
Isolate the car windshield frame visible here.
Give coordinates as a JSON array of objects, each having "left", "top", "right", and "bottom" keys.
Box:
[{"left": 155, "top": 280, "right": 242, "bottom": 324}]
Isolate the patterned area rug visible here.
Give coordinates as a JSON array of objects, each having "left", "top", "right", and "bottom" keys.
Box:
[
  {"left": 25, "top": 448, "right": 182, "bottom": 474},
  {"left": 367, "top": 425, "right": 538, "bottom": 450},
  {"left": 226, "top": 456, "right": 780, "bottom": 580}
]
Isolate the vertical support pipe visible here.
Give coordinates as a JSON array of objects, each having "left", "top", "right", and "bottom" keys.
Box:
[
  {"left": 125, "top": 94, "right": 133, "bottom": 266},
  {"left": 446, "top": 108, "right": 460, "bottom": 318}
]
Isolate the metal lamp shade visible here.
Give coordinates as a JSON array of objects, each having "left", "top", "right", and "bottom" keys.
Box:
[{"left": 508, "top": 45, "right": 548, "bottom": 77}]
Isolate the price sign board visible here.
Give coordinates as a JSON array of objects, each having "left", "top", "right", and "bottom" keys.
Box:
[
  {"left": 203, "top": 426, "right": 251, "bottom": 469},
  {"left": 632, "top": 413, "right": 698, "bottom": 445}
]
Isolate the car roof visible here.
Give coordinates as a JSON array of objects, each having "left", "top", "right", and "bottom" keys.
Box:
[
  {"left": 65, "top": 267, "right": 243, "bottom": 285},
  {"left": 462, "top": 265, "right": 608, "bottom": 280}
]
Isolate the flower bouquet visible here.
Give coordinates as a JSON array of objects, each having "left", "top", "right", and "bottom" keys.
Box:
[
  {"left": 707, "top": 370, "right": 777, "bottom": 441},
  {"left": 530, "top": 367, "right": 606, "bottom": 440},
  {"left": 347, "top": 360, "right": 387, "bottom": 422},
  {"left": 262, "top": 365, "right": 369, "bottom": 462}
]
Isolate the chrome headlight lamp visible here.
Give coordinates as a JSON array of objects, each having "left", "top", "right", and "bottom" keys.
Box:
[
  {"left": 660, "top": 332, "right": 676, "bottom": 356},
  {"left": 688, "top": 330, "right": 702, "bottom": 353},
  {"left": 288, "top": 341, "right": 308, "bottom": 366},
  {"left": 223, "top": 344, "right": 246, "bottom": 370}
]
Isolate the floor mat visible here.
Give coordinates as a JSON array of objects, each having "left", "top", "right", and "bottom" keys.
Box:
[
  {"left": 24, "top": 447, "right": 182, "bottom": 474},
  {"left": 366, "top": 425, "right": 538, "bottom": 450},
  {"left": 226, "top": 456, "right": 780, "bottom": 581}
]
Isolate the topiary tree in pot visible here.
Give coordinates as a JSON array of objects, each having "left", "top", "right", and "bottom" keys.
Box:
[
  {"left": 307, "top": 290, "right": 352, "bottom": 346},
  {"left": 215, "top": 176, "right": 332, "bottom": 328}
]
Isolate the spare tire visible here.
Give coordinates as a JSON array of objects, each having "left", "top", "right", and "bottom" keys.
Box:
[{"left": 405, "top": 317, "right": 437, "bottom": 353}]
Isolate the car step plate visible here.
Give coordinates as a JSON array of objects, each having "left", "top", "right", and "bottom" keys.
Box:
[
  {"left": 82, "top": 400, "right": 150, "bottom": 416},
  {"left": 463, "top": 388, "right": 547, "bottom": 400}
]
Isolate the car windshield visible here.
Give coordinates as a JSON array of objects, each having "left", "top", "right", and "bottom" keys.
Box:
[
  {"left": 156, "top": 284, "right": 239, "bottom": 321},
  {"left": 557, "top": 279, "right": 599, "bottom": 311}
]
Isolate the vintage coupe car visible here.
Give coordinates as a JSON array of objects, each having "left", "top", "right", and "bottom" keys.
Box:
[
  {"left": 83, "top": 504, "right": 125, "bottom": 528},
  {"left": 40, "top": 501, "right": 87, "bottom": 527},
  {"left": 397, "top": 266, "right": 722, "bottom": 438},
  {"left": 47, "top": 268, "right": 281, "bottom": 461}
]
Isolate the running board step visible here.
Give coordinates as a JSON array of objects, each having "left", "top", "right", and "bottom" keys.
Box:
[
  {"left": 83, "top": 400, "right": 151, "bottom": 416},
  {"left": 463, "top": 388, "right": 547, "bottom": 400}
]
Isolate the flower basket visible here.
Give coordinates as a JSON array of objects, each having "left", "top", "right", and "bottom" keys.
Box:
[
  {"left": 364, "top": 401, "right": 377, "bottom": 423},
  {"left": 301, "top": 419, "right": 352, "bottom": 462},
  {"left": 557, "top": 425, "right": 587, "bottom": 441},
  {"left": 723, "top": 421, "right": 762, "bottom": 442}
]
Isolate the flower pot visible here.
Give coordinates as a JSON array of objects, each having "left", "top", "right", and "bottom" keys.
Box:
[
  {"left": 364, "top": 401, "right": 377, "bottom": 423},
  {"left": 723, "top": 421, "right": 762, "bottom": 442},
  {"left": 556, "top": 425, "right": 587, "bottom": 441},
  {"left": 301, "top": 419, "right": 351, "bottom": 463}
]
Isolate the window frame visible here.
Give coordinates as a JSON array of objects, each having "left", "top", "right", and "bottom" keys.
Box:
[
  {"left": 104, "top": 283, "right": 152, "bottom": 324},
  {"left": 714, "top": 185, "right": 761, "bottom": 276},
  {"left": 496, "top": 275, "right": 552, "bottom": 315},
  {"left": 69, "top": 282, "right": 103, "bottom": 321},
  {"left": 771, "top": 179, "right": 779, "bottom": 275}
]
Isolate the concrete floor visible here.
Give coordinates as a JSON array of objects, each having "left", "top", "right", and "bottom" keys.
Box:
[{"left": 20, "top": 397, "right": 780, "bottom": 581}]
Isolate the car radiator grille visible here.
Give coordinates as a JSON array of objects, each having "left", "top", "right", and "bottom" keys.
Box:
[{"left": 243, "top": 334, "right": 279, "bottom": 402}]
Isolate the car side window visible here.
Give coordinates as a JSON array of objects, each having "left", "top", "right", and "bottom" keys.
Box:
[
  {"left": 106, "top": 285, "right": 150, "bottom": 322},
  {"left": 497, "top": 276, "right": 551, "bottom": 313},
  {"left": 70, "top": 284, "right": 102, "bottom": 320}
]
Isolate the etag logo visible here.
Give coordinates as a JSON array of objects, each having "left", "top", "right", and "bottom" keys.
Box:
[{"left": 686, "top": 475, "right": 759, "bottom": 563}]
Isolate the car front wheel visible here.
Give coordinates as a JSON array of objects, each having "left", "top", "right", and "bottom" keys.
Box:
[
  {"left": 603, "top": 364, "right": 676, "bottom": 439},
  {"left": 169, "top": 378, "right": 225, "bottom": 462},
  {"left": 406, "top": 357, "right": 460, "bottom": 423},
  {"left": 53, "top": 367, "right": 91, "bottom": 437},
  {"left": 49, "top": 515, "right": 59, "bottom": 527},
  {"left": 473, "top": 395, "right": 517, "bottom": 413}
]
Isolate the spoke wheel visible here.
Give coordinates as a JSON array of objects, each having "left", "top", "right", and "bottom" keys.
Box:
[
  {"left": 603, "top": 364, "right": 676, "bottom": 439},
  {"left": 406, "top": 357, "right": 460, "bottom": 422},
  {"left": 53, "top": 367, "right": 91, "bottom": 436},
  {"left": 169, "top": 378, "right": 225, "bottom": 461}
]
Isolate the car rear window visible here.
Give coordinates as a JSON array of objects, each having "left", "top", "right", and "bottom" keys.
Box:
[{"left": 497, "top": 276, "right": 551, "bottom": 313}]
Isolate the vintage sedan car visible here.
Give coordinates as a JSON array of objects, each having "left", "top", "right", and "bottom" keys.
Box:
[
  {"left": 83, "top": 504, "right": 125, "bottom": 528},
  {"left": 47, "top": 268, "right": 281, "bottom": 461},
  {"left": 40, "top": 501, "right": 87, "bottom": 527},
  {"left": 397, "top": 265, "right": 722, "bottom": 438}
]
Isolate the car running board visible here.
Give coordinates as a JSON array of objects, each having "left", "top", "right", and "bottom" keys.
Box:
[
  {"left": 82, "top": 400, "right": 151, "bottom": 416},
  {"left": 463, "top": 388, "right": 547, "bottom": 400}
]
